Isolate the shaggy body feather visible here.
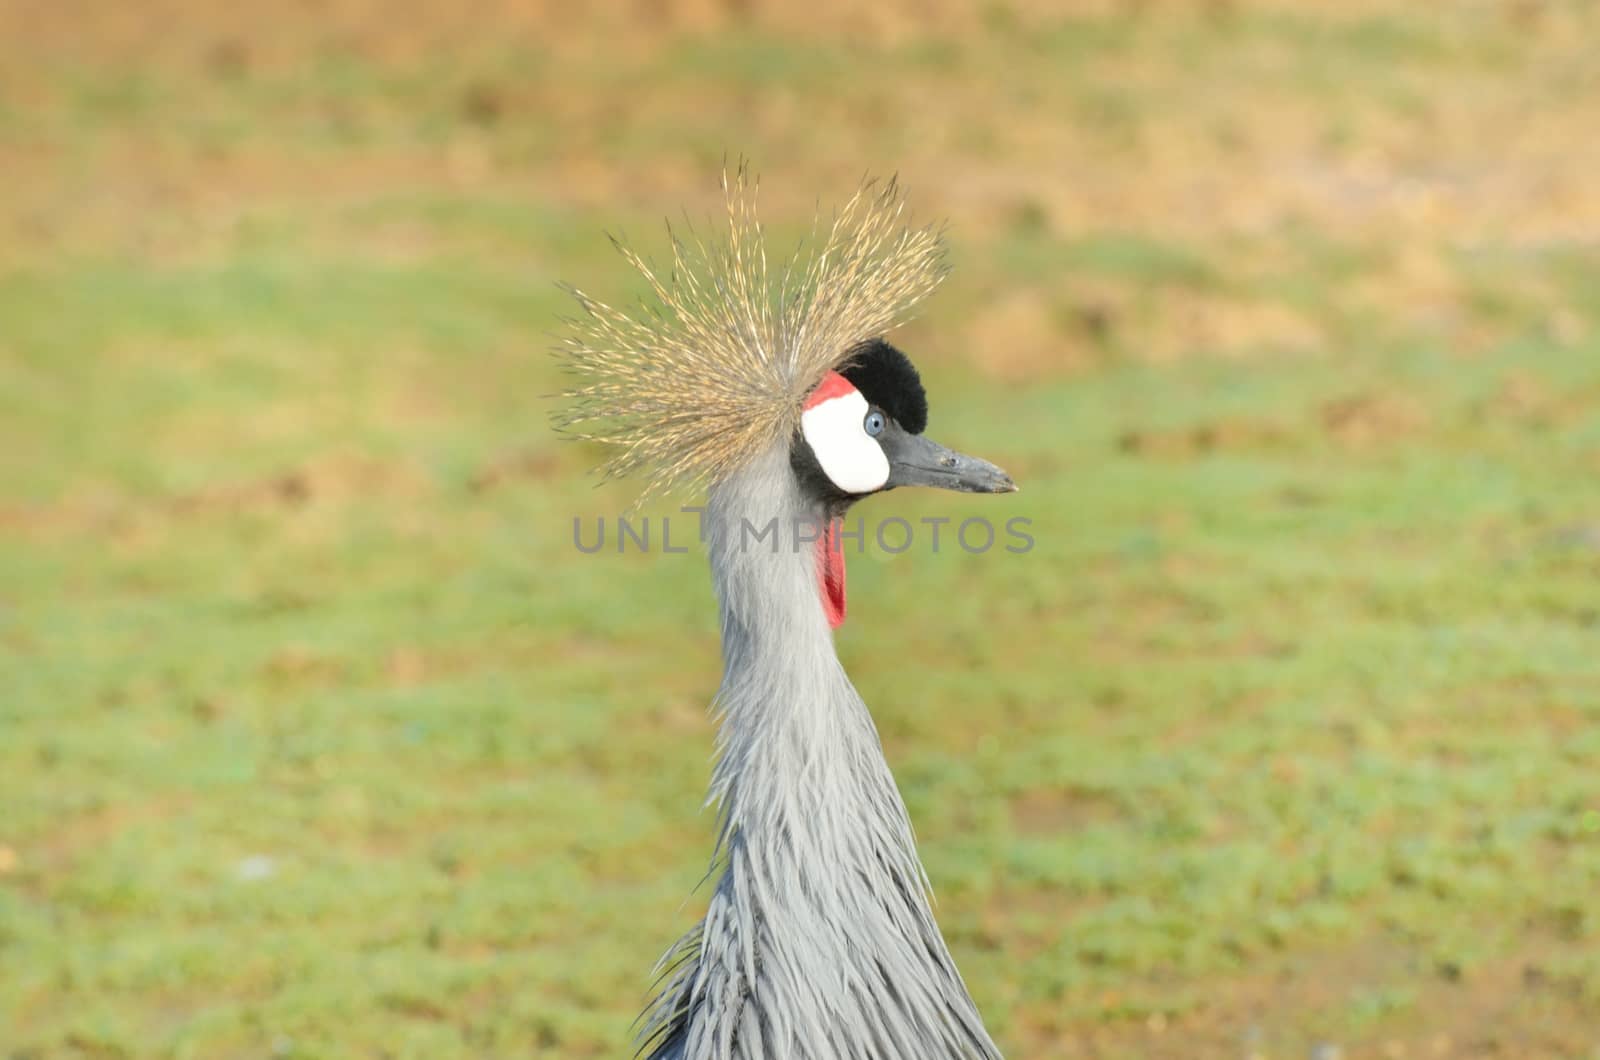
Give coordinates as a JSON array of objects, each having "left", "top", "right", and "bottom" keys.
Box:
[{"left": 639, "top": 446, "right": 1002, "bottom": 1060}]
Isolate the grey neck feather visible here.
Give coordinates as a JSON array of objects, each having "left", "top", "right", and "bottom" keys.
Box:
[{"left": 640, "top": 444, "right": 1003, "bottom": 1060}]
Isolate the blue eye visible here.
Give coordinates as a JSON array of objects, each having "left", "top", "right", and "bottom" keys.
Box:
[{"left": 864, "top": 410, "right": 886, "bottom": 437}]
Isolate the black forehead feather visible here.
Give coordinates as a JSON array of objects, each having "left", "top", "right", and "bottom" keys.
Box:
[{"left": 839, "top": 338, "right": 928, "bottom": 434}]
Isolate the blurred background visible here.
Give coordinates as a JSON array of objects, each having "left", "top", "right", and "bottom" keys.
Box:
[{"left": 3, "top": 1, "right": 1600, "bottom": 1056}]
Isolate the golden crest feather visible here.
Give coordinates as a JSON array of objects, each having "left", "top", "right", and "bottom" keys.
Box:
[{"left": 553, "top": 167, "right": 948, "bottom": 499}]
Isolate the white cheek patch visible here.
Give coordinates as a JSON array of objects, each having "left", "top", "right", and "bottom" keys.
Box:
[{"left": 801, "top": 385, "right": 890, "bottom": 494}]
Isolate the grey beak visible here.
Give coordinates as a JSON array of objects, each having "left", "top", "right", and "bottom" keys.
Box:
[{"left": 880, "top": 423, "right": 1017, "bottom": 494}]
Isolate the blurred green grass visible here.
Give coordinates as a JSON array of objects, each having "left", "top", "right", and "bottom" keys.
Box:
[{"left": 3, "top": 2, "right": 1600, "bottom": 1057}]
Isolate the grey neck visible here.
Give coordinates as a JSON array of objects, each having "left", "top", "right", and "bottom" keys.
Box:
[{"left": 640, "top": 444, "right": 1002, "bottom": 1060}]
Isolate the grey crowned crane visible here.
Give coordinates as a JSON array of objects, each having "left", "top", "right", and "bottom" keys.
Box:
[{"left": 555, "top": 171, "right": 1015, "bottom": 1060}]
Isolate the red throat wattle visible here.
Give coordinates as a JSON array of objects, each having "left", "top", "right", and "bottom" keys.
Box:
[{"left": 817, "top": 518, "right": 847, "bottom": 628}]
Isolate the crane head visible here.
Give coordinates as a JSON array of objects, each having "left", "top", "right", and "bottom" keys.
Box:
[{"left": 791, "top": 338, "right": 1016, "bottom": 506}]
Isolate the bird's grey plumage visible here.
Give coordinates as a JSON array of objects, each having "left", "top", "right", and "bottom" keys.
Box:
[
  {"left": 552, "top": 170, "right": 1003, "bottom": 1057},
  {"left": 637, "top": 443, "right": 1003, "bottom": 1060}
]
